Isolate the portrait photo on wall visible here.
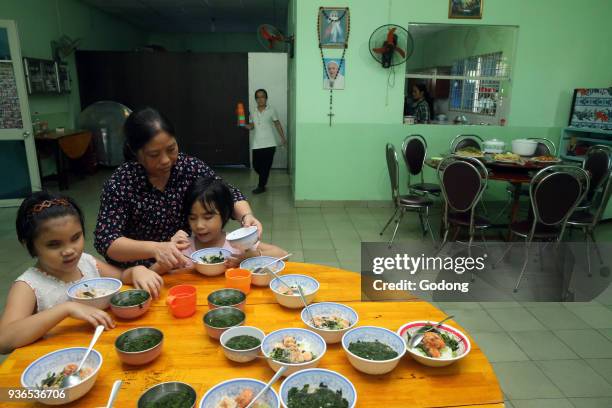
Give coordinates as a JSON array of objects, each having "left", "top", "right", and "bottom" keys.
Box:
[
  {"left": 448, "top": 0, "right": 483, "bottom": 19},
  {"left": 318, "top": 7, "right": 350, "bottom": 48},
  {"left": 323, "top": 58, "right": 345, "bottom": 90}
]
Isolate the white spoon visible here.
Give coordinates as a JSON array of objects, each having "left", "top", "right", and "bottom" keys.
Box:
[
  {"left": 61, "top": 325, "right": 104, "bottom": 388},
  {"left": 105, "top": 380, "right": 122, "bottom": 408},
  {"left": 245, "top": 366, "right": 287, "bottom": 408}
]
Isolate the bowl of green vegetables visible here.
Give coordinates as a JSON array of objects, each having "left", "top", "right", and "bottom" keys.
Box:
[
  {"left": 191, "top": 248, "right": 232, "bottom": 276},
  {"left": 110, "top": 289, "right": 152, "bottom": 319},
  {"left": 219, "top": 326, "right": 265, "bottom": 363},
  {"left": 203, "top": 306, "right": 246, "bottom": 340},
  {"left": 115, "top": 327, "right": 164, "bottom": 366},
  {"left": 207, "top": 288, "right": 246, "bottom": 311},
  {"left": 137, "top": 381, "right": 197, "bottom": 408}
]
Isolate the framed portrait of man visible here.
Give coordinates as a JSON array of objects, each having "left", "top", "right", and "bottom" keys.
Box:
[
  {"left": 449, "top": 0, "right": 483, "bottom": 19},
  {"left": 323, "top": 58, "right": 345, "bottom": 90},
  {"left": 318, "top": 7, "right": 350, "bottom": 48}
]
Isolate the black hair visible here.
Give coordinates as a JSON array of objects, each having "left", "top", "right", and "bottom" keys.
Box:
[
  {"left": 16, "top": 191, "right": 85, "bottom": 257},
  {"left": 123, "top": 107, "right": 176, "bottom": 161},
  {"left": 183, "top": 178, "right": 233, "bottom": 228},
  {"left": 255, "top": 89, "right": 268, "bottom": 99},
  {"left": 414, "top": 83, "right": 435, "bottom": 118}
]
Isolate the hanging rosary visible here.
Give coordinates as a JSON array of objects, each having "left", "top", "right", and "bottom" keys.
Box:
[{"left": 318, "top": 8, "right": 350, "bottom": 126}]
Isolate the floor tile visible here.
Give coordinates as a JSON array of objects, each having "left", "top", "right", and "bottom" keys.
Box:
[
  {"left": 536, "top": 359, "right": 612, "bottom": 397},
  {"left": 564, "top": 304, "right": 612, "bottom": 329},
  {"left": 584, "top": 359, "right": 612, "bottom": 385},
  {"left": 441, "top": 308, "right": 504, "bottom": 332},
  {"left": 511, "top": 399, "right": 574, "bottom": 408},
  {"left": 508, "top": 330, "right": 579, "bottom": 360},
  {"left": 492, "top": 361, "right": 563, "bottom": 399},
  {"left": 471, "top": 332, "right": 529, "bottom": 362},
  {"left": 554, "top": 329, "right": 612, "bottom": 359},
  {"left": 527, "top": 304, "right": 591, "bottom": 330},
  {"left": 487, "top": 307, "right": 546, "bottom": 331},
  {"left": 570, "top": 397, "right": 612, "bottom": 408},
  {"left": 600, "top": 329, "right": 612, "bottom": 342}
]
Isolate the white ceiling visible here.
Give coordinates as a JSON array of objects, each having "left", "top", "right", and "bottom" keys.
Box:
[{"left": 80, "top": 0, "right": 289, "bottom": 33}]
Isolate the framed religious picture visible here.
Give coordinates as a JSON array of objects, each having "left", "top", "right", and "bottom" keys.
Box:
[
  {"left": 318, "top": 7, "right": 350, "bottom": 48},
  {"left": 448, "top": 0, "right": 483, "bottom": 19},
  {"left": 323, "top": 58, "right": 345, "bottom": 90}
]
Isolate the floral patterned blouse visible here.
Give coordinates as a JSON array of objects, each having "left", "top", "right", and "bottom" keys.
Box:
[{"left": 94, "top": 153, "right": 246, "bottom": 268}]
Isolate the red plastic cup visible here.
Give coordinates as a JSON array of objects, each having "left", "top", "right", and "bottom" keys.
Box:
[{"left": 166, "top": 285, "right": 196, "bottom": 318}]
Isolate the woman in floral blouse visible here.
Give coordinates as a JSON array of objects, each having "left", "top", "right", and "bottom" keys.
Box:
[{"left": 94, "top": 107, "right": 261, "bottom": 271}]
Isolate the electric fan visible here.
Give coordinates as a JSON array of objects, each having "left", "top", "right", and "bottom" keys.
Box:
[
  {"left": 257, "top": 24, "right": 294, "bottom": 57},
  {"left": 369, "top": 24, "right": 413, "bottom": 68}
]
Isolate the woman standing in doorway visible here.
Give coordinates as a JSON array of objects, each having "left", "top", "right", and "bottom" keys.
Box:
[
  {"left": 412, "top": 83, "right": 434, "bottom": 124},
  {"left": 243, "top": 89, "right": 287, "bottom": 194}
]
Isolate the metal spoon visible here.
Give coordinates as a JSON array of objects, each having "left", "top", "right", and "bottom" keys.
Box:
[
  {"left": 105, "top": 380, "right": 122, "bottom": 408},
  {"left": 62, "top": 325, "right": 104, "bottom": 388},
  {"left": 252, "top": 253, "right": 292, "bottom": 274},
  {"left": 408, "top": 315, "right": 455, "bottom": 349},
  {"left": 245, "top": 366, "right": 287, "bottom": 408},
  {"left": 183, "top": 253, "right": 203, "bottom": 264},
  {"left": 296, "top": 285, "right": 315, "bottom": 323}
]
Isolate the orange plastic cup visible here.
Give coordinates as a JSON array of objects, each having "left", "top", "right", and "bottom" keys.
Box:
[
  {"left": 225, "top": 268, "right": 252, "bottom": 295},
  {"left": 166, "top": 284, "right": 196, "bottom": 318}
]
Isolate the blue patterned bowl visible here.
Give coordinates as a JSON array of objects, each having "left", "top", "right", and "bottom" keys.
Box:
[
  {"left": 199, "top": 378, "right": 280, "bottom": 408},
  {"left": 301, "top": 302, "right": 359, "bottom": 344},
  {"left": 342, "top": 326, "right": 406, "bottom": 375},
  {"left": 21, "top": 347, "right": 103, "bottom": 405},
  {"left": 67, "top": 277, "right": 122, "bottom": 309},
  {"left": 279, "top": 368, "right": 357, "bottom": 408},
  {"left": 240, "top": 256, "right": 286, "bottom": 287},
  {"left": 261, "top": 328, "right": 326, "bottom": 377},
  {"left": 269, "top": 274, "right": 319, "bottom": 309},
  {"left": 191, "top": 248, "right": 232, "bottom": 276}
]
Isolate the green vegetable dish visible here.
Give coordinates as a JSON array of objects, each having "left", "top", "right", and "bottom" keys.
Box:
[
  {"left": 225, "top": 335, "right": 261, "bottom": 350},
  {"left": 111, "top": 291, "right": 150, "bottom": 307},
  {"left": 288, "top": 383, "right": 349, "bottom": 408},
  {"left": 205, "top": 313, "right": 244, "bottom": 328},
  {"left": 143, "top": 391, "right": 195, "bottom": 408},
  {"left": 117, "top": 332, "right": 162, "bottom": 353},
  {"left": 212, "top": 293, "right": 244, "bottom": 306},
  {"left": 348, "top": 340, "right": 398, "bottom": 361},
  {"left": 201, "top": 252, "right": 225, "bottom": 264}
]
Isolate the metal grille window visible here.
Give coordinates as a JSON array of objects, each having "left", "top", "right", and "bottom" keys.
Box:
[{"left": 448, "top": 52, "right": 508, "bottom": 115}]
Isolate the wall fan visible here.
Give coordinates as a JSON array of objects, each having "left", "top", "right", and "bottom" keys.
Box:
[
  {"left": 257, "top": 24, "right": 294, "bottom": 58},
  {"left": 369, "top": 24, "right": 413, "bottom": 68}
]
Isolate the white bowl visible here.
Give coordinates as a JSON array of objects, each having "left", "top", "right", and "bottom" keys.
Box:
[
  {"left": 301, "top": 302, "right": 358, "bottom": 344},
  {"left": 21, "top": 347, "right": 102, "bottom": 405},
  {"left": 191, "top": 248, "right": 232, "bottom": 276},
  {"left": 341, "top": 326, "right": 406, "bottom": 375},
  {"left": 511, "top": 139, "right": 538, "bottom": 156},
  {"left": 240, "top": 256, "right": 286, "bottom": 287},
  {"left": 261, "top": 328, "right": 327, "bottom": 377},
  {"left": 220, "top": 326, "right": 265, "bottom": 363},
  {"left": 483, "top": 139, "right": 505, "bottom": 154},
  {"left": 226, "top": 226, "right": 259, "bottom": 251},
  {"left": 269, "top": 274, "right": 319, "bottom": 309},
  {"left": 397, "top": 320, "right": 471, "bottom": 367},
  {"left": 279, "top": 368, "right": 357, "bottom": 408},
  {"left": 199, "top": 378, "right": 280, "bottom": 408},
  {"left": 66, "top": 278, "right": 122, "bottom": 309}
]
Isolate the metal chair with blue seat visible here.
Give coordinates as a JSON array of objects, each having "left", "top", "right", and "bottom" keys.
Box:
[
  {"left": 495, "top": 165, "right": 590, "bottom": 292},
  {"left": 380, "top": 143, "right": 435, "bottom": 248},
  {"left": 401, "top": 134, "right": 441, "bottom": 196}
]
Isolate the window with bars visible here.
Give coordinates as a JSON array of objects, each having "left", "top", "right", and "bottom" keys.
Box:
[{"left": 448, "top": 52, "right": 508, "bottom": 116}]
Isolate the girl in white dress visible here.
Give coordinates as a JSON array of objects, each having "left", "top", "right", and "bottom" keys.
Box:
[{"left": 0, "top": 192, "right": 163, "bottom": 354}]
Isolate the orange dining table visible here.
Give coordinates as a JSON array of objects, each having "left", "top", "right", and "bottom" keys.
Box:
[{"left": 0, "top": 262, "right": 503, "bottom": 408}]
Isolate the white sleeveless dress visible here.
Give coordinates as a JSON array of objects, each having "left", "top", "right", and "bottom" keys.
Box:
[{"left": 15, "top": 253, "right": 100, "bottom": 312}]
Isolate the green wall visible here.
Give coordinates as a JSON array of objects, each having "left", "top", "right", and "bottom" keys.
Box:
[
  {"left": 292, "top": 0, "right": 612, "bottom": 202},
  {"left": 147, "top": 32, "right": 272, "bottom": 53},
  {"left": 0, "top": 0, "right": 146, "bottom": 128}
]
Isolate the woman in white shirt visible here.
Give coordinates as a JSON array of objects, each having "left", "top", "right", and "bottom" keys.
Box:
[{"left": 243, "top": 89, "right": 287, "bottom": 194}]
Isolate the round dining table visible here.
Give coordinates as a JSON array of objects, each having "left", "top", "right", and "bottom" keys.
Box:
[{"left": 0, "top": 263, "right": 503, "bottom": 407}]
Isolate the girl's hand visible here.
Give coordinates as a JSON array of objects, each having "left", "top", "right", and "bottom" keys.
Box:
[
  {"left": 170, "top": 230, "right": 191, "bottom": 250},
  {"left": 131, "top": 266, "right": 163, "bottom": 299},
  {"left": 241, "top": 214, "right": 263, "bottom": 239},
  {"left": 224, "top": 256, "right": 242, "bottom": 269},
  {"left": 152, "top": 242, "right": 187, "bottom": 270},
  {"left": 65, "top": 303, "right": 115, "bottom": 330}
]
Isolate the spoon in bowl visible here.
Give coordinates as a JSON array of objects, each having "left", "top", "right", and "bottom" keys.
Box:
[
  {"left": 245, "top": 366, "right": 287, "bottom": 408},
  {"left": 408, "top": 315, "right": 455, "bottom": 349},
  {"left": 252, "top": 253, "right": 292, "bottom": 275},
  {"left": 296, "top": 284, "right": 315, "bottom": 323},
  {"left": 62, "top": 325, "right": 104, "bottom": 388}
]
